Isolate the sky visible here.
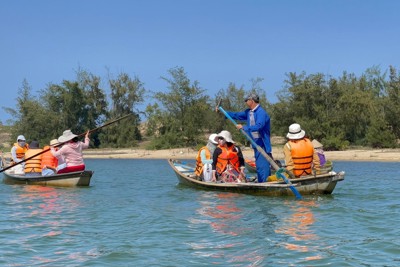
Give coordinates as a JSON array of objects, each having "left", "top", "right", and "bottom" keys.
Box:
[{"left": 1, "top": 0, "right": 399, "bottom": 124}]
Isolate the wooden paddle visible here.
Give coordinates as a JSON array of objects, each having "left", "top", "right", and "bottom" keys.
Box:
[
  {"left": 217, "top": 105, "right": 302, "bottom": 199},
  {"left": 0, "top": 114, "right": 133, "bottom": 173}
]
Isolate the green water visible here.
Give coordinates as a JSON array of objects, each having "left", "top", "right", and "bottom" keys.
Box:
[{"left": 0, "top": 159, "right": 399, "bottom": 266}]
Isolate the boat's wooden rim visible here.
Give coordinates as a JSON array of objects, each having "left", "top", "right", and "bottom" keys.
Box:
[
  {"left": 3, "top": 169, "right": 94, "bottom": 182},
  {"left": 168, "top": 158, "right": 345, "bottom": 188}
]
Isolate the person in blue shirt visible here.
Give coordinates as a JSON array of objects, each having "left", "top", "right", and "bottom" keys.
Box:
[{"left": 223, "top": 93, "right": 272, "bottom": 183}]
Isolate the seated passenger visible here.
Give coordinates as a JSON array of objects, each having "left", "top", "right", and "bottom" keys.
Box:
[
  {"left": 195, "top": 133, "right": 218, "bottom": 181},
  {"left": 24, "top": 140, "right": 42, "bottom": 176},
  {"left": 211, "top": 130, "right": 246, "bottom": 183},
  {"left": 312, "top": 139, "right": 333, "bottom": 172},
  {"left": 51, "top": 130, "right": 90, "bottom": 174},
  {"left": 283, "top": 123, "right": 320, "bottom": 177},
  {"left": 10, "top": 135, "right": 29, "bottom": 166},
  {"left": 311, "top": 139, "right": 326, "bottom": 166},
  {"left": 41, "top": 139, "right": 64, "bottom": 176}
]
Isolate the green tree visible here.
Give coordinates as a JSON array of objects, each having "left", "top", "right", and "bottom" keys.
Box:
[
  {"left": 365, "top": 117, "right": 396, "bottom": 148},
  {"left": 37, "top": 70, "right": 108, "bottom": 147},
  {"left": 383, "top": 66, "right": 400, "bottom": 139},
  {"left": 8, "top": 80, "right": 50, "bottom": 145},
  {"left": 76, "top": 70, "right": 108, "bottom": 147},
  {"left": 271, "top": 72, "right": 337, "bottom": 139},
  {"left": 148, "top": 67, "right": 210, "bottom": 149},
  {"left": 99, "top": 72, "right": 144, "bottom": 148}
]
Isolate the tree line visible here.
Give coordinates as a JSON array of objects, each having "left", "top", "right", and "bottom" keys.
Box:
[{"left": 3, "top": 65, "right": 400, "bottom": 151}]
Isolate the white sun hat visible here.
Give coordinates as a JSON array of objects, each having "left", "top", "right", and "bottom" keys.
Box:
[
  {"left": 59, "top": 129, "right": 78, "bottom": 142},
  {"left": 286, "top": 123, "right": 306, "bottom": 140},
  {"left": 216, "top": 130, "right": 235, "bottom": 143},
  {"left": 208, "top": 133, "right": 218, "bottom": 145}
]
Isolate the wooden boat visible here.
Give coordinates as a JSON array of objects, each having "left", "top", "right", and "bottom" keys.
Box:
[
  {"left": 2, "top": 169, "right": 93, "bottom": 187},
  {"left": 168, "top": 159, "right": 345, "bottom": 197}
]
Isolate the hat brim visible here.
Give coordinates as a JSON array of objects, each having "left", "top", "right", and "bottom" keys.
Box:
[
  {"left": 209, "top": 134, "right": 218, "bottom": 145},
  {"left": 62, "top": 133, "right": 78, "bottom": 142},
  {"left": 216, "top": 135, "right": 235, "bottom": 143},
  {"left": 286, "top": 130, "right": 305, "bottom": 140},
  {"left": 58, "top": 136, "right": 69, "bottom": 143}
]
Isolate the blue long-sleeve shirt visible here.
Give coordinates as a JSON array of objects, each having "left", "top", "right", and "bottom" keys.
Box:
[{"left": 227, "top": 105, "right": 272, "bottom": 153}]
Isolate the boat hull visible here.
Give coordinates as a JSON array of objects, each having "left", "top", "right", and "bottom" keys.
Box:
[
  {"left": 168, "top": 159, "right": 344, "bottom": 197},
  {"left": 3, "top": 170, "right": 93, "bottom": 187}
]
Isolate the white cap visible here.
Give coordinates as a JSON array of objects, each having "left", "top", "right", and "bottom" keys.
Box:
[{"left": 17, "top": 135, "right": 26, "bottom": 141}]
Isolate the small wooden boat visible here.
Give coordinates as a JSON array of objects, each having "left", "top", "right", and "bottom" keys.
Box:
[
  {"left": 2, "top": 169, "right": 93, "bottom": 187},
  {"left": 168, "top": 159, "right": 345, "bottom": 197}
]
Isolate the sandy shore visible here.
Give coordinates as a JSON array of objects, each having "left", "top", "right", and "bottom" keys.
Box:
[{"left": 81, "top": 147, "right": 400, "bottom": 162}]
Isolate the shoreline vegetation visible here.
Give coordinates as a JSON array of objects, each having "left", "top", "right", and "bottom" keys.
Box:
[{"left": 1, "top": 142, "right": 399, "bottom": 162}]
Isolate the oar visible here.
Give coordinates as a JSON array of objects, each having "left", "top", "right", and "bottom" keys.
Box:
[
  {"left": 0, "top": 114, "right": 133, "bottom": 173},
  {"left": 218, "top": 105, "right": 302, "bottom": 199}
]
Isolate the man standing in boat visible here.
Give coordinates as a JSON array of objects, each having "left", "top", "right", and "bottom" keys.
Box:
[{"left": 219, "top": 93, "right": 272, "bottom": 183}]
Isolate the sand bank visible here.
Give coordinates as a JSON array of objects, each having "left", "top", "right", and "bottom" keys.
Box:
[{"left": 83, "top": 147, "right": 400, "bottom": 162}]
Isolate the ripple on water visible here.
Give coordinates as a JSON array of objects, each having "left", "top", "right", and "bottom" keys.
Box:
[{"left": 0, "top": 160, "right": 399, "bottom": 266}]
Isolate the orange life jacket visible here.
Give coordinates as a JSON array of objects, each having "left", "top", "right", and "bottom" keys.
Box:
[
  {"left": 41, "top": 145, "right": 58, "bottom": 169},
  {"left": 288, "top": 138, "right": 314, "bottom": 177},
  {"left": 216, "top": 145, "right": 240, "bottom": 175},
  {"left": 24, "top": 148, "right": 43, "bottom": 173},
  {"left": 195, "top": 146, "right": 211, "bottom": 176},
  {"left": 13, "top": 142, "right": 29, "bottom": 159}
]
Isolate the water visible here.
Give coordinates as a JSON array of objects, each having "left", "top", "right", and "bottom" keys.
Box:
[{"left": 0, "top": 159, "right": 399, "bottom": 266}]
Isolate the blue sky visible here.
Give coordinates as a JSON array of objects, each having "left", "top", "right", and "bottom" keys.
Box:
[{"left": 1, "top": 0, "right": 399, "bottom": 124}]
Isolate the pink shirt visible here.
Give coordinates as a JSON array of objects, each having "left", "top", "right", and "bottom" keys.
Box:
[{"left": 51, "top": 137, "right": 89, "bottom": 167}]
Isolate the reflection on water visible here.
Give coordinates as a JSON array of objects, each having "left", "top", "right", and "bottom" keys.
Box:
[
  {"left": 18, "top": 186, "right": 63, "bottom": 216},
  {"left": 275, "top": 199, "right": 323, "bottom": 261},
  {"left": 200, "top": 193, "right": 242, "bottom": 236},
  {"left": 188, "top": 192, "right": 265, "bottom": 266},
  {"left": 1, "top": 160, "right": 396, "bottom": 266},
  {"left": 6, "top": 185, "right": 81, "bottom": 266}
]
